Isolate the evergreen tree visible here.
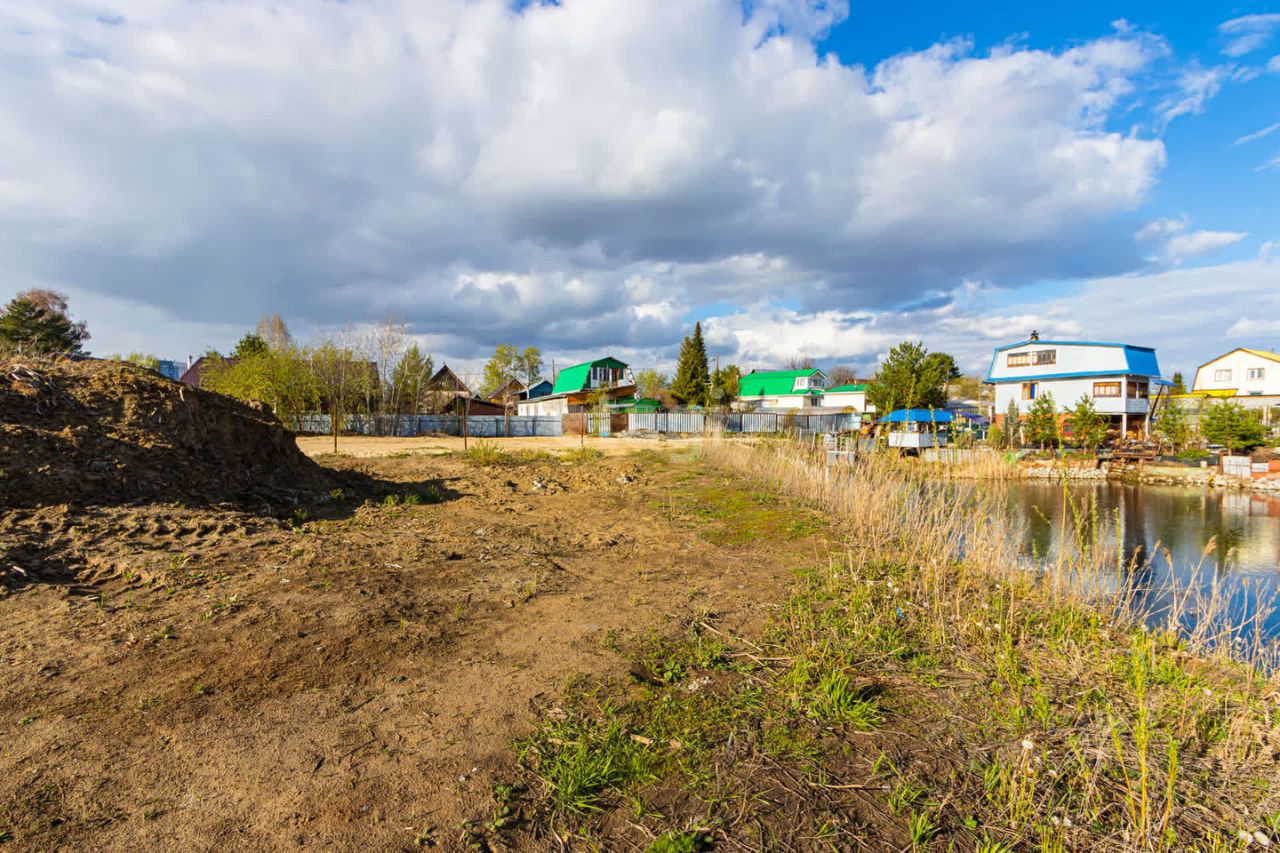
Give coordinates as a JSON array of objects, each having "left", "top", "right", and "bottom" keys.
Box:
[
  {"left": 232, "top": 333, "right": 269, "bottom": 359},
  {"left": 1171, "top": 371, "right": 1186, "bottom": 395},
  {"left": 1025, "top": 392, "right": 1059, "bottom": 449},
  {"left": 671, "top": 322, "right": 710, "bottom": 406},
  {"left": 711, "top": 363, "right": 740, "bottom": 408},
  {"left": 1155, "top": 401, "right": 1190, "bottom": 452},
  {"left": 0, "top": 289, "right": 89, "bottom": 354},
  {"left": 1201, "top": 401, "right": 1267, "bottom": 454},
  {"left": 1065, "top": 395, "right": 1108, "bottom": 451},
  {"left": 866, "top": 341, "right": 955, "bottom": 412},
  {"left": 1004, "top": 399, "right": 1021, "bottom": 448}
]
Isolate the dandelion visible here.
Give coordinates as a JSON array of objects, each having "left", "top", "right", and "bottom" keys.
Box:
[
  {"left": 1255, "top": 831, "right": 1271, "bottom": 847},
  {"left": 1021, "top": 739, "right": 1035, "bottom": 751},
  {"left": 1239, "top": 829, "right": 1255, "bottom": 845}
]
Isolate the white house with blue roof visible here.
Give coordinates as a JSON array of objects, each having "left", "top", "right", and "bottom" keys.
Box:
[{"left": 986, "top": 335, "right": 1170, "bottom": 437}]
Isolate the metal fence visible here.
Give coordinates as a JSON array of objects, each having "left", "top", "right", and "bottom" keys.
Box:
[
  {"left": 298, "top": 414, "right": 563, "bottom": 437},
  {"left": 625, "top": 411, "right": 862, "bottom": 434},
  {"left": 1222, "top": 455, "right": 1252, "bottom": 478}
]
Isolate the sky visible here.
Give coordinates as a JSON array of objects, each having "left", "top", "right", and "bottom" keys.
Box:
[{"left": 1, "top": 0, "right": 1278, "bottom": 383}]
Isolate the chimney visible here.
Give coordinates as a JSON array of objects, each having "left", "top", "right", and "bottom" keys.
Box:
[{"left": 187, "top": 354, "right": 193, "bottom": 369}]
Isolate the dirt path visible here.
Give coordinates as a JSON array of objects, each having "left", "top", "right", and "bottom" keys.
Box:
[{"left": 0, "top": 449, "right": 830, "bottom": 850}]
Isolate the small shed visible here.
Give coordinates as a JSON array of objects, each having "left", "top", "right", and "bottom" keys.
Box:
[{"left": 879, "top": 409, "right": 954, "bottom": 449}]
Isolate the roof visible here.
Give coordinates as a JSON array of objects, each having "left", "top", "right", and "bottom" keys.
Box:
[
  {"left": 551, "top": 357, "right": 629, "bottom": 395},
  {"left": 179, "top": 355, "right": 237, "bottom": 387},
  {"left": 429, "top": 364, "right": 471, "bottom": 395},
  {"left": 825, "top": 383, "right": 867, "bottom": 393},
  {"left": 1175, "top": 388, "right": 1239, "bottom": 398},
  {"left": 738, "top": 369, "right": 824, "bottom": 397},
  {"left": 992, "top": 339, "right": 1154, "bottom": 352},
  {"left": 1194, "top": 347, "right": 1280, "bottom": 372},
  {"left": 986, "top": 340, "right": 1165, "bottom": 383},
  {"left": 879, "top": 408, "right": 955, "bottom": 424}
]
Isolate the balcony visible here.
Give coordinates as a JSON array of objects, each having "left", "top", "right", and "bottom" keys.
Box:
[{"left": 1092, "top": 396, "right": 1150, "bottom": 415}]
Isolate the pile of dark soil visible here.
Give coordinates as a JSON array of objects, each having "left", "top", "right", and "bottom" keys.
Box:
[{"left": 0, "top": 357, "right": 332, "bottom": 509}]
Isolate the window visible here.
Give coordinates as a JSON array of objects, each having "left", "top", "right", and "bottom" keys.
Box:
[
  {"left": 1021, "top": 382, "right": 1037, "bottom": 400},
  {"left": 1214, "top": 369, "right": 1232, "bottom": 382},
  {"left": 1128, "top": 382, "right": 1147, "bottom": 399},
  {"left": 1034, "top": 349, "right": 1057, "bottom": 365},
  {"left": 1093, "top": 382, "right": 1121, "bottom": 398},
  {"left": 1007, "top": 352, "right": 1031, "bottom": 367},
  {"left": 1248, "top": 368, "right": 1265, "bottom": 381}
]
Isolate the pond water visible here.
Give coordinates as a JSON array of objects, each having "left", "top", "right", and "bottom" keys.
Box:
[{"left": 1003, "top": 481, "right": 1280, "bottom": 646}]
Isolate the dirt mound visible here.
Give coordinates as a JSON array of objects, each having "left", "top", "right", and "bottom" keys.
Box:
[{"left": 0, "top": 357, "right": 332, "bottom": 509}]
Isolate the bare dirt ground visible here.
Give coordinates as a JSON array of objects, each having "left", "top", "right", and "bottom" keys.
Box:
[
  {"left": 0, "top": 443, "right": 834, "bottom": 850},
  {"left": 295, "top": 433, "right": 706, "bottom": 459}
]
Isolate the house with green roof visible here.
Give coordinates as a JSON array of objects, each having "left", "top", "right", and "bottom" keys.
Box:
[
  {"left": 516, "top": 356, "right": 636, "bottom": 416},
  {"left": 737, "top": 368, "right": 828, "bottom": 410}
]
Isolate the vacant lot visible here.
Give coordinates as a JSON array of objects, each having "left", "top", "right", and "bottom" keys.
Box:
[{"left": 0, "top": 443, "right": 833, "bottom": 850}]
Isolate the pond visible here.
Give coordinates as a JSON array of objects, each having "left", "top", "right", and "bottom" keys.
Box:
[{"left": 1003, "top": 481, "right": 1280, "bottom": 648}]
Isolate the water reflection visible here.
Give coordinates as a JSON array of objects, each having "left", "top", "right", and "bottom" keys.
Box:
[{"left": 1004, "top": 482, "right": 1280, "bottom": 644}]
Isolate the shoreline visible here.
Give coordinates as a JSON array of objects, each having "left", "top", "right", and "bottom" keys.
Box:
[{"left": 1016, "top": 461, "right": 1280, "bottom": 492}]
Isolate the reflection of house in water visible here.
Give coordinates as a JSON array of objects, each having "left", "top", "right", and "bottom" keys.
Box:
[{"left": 1218, "top": 491, "right": 1280, "bottom": 571}]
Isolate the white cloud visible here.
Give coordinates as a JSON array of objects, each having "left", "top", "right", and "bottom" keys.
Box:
[
  {"left": 1135, "top": 217, "right": 1186, "bottom": 241},
  {"left": 1235, "top": 122, "right": 1280, "bottom": 144},
  {"left": 1226, "top": 318, "right": 1280, "bottom": 338},
  {"left": 1155, "top": 63, "right": 1230, "bottom": 128},
  {"left": 1270, "top": 54, "right": 1280, "bottom": 73},
  {"left": 1163, "top": 230, "right": 1249, "bottom": 264},
  {"left": 1219, "top": 14, "right": 1280, "bottom": 57},
  {"left": 1133, "top": 217, "right": 1247, "bottom": 265},
  {"left": 701, "top": 256, "right": 1280, "bottom": 377},
  {"left": 0, "top": 0, "right": 1176, "bottom": 363}
]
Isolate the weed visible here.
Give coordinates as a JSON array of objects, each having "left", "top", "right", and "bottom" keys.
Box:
[
  {"left": 909, "top": 810, "right": 938, "bottom": 848},
  {"left": 517, "top": 709, "right": 659, "bottom": 814},
  {"left": 562, "top": 447, "right": 605, "bottom": 464},
  {"left": 889, "top": 779, "right": 928, "bottom": 815},
  {"left": 806, "top": 670, "right": 882, "bottom": 729},
  {"left": 380, "top": 492, "right": 422, "bottom": 508},
  {"left": 465, "top": 439, "right": 509, "bottom": 467},
  {"left": 645, "top": 830, "right": 710, "bottom": 852}
]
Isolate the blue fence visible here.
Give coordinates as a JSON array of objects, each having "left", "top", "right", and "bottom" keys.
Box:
[
  {"left": 298, "top": 414, "right": 563, "bottom": 437},
  {"left": 627, "top": 412, "right": 862, "bottom": 434}
]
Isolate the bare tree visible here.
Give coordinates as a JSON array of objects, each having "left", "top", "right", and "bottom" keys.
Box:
[
  {"left": 785, "top": 354, "right": 817, "bottom": 370},
  {"left": 256, "top": 313, "right": 294, "bottom": 351}
]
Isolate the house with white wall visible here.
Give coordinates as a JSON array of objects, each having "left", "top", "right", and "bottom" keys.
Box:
[
  {"left": 821, "top": 383, "right": 875, "bottom": 413},
  {"left": 736, "top": 369, "right": 827, "bottom": 410},
  {"left": 1192, "top": 349, "right": 1280, "bottom": 399},
  {"left": 516, "top": 357, "right": 636, "bottom": 417},
  {"left": 986, "top": 337, "right": 1170, "bottom": 437}
]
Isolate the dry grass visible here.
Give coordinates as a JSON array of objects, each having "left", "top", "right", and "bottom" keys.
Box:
[{"left": 697, "top": 435, "right": 1280, "bottom": 850}]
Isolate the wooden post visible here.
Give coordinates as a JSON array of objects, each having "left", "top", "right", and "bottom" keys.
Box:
[{"left": 463, "top": 394, "right": 470, "bottom": 450}]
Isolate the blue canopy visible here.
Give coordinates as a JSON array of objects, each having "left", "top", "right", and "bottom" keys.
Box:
[{"left": 878, "top": 408, "right": 955, "bottom": 424}]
